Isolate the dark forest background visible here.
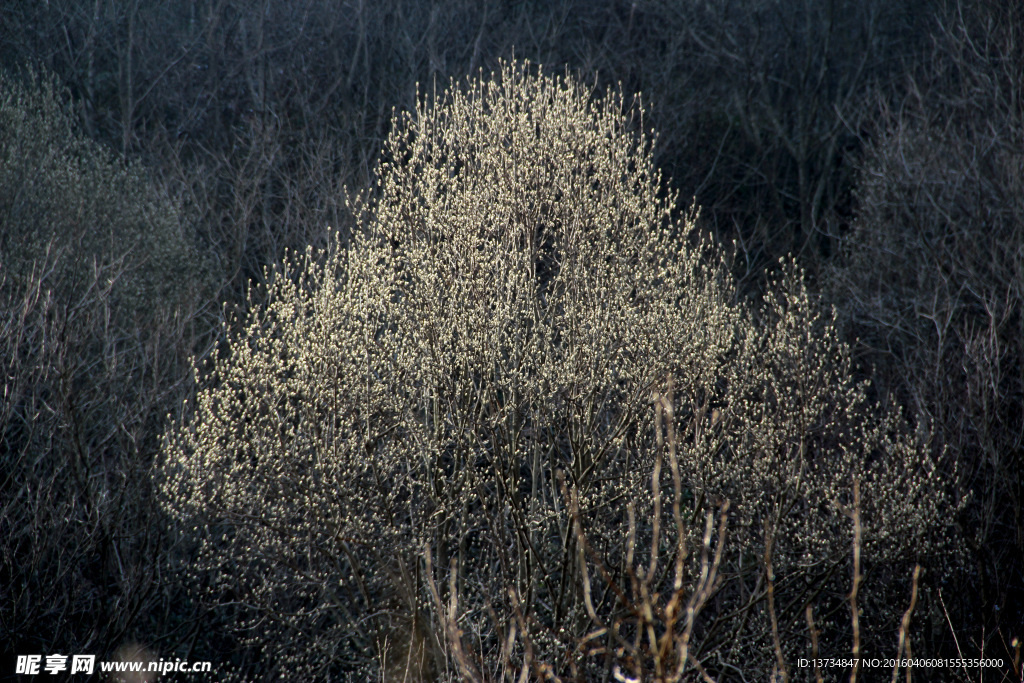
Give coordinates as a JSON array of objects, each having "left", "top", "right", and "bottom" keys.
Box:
[{"left": 1, "top": 0, "right": 1021, "bottom": 680}]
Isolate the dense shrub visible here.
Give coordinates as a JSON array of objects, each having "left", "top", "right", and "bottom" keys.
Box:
[
  {"left": 0, "top": 70, "right": 210, "bottom": 663},
  {"left": 160, "top": 62, "right": 957, "bottom": 680}
]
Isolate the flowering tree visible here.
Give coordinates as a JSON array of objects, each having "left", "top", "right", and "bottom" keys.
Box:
[{"left": 160, "top": 61, "right": 954, "bottom": 681}]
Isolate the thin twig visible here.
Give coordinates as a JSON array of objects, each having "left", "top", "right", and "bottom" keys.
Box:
[
  {"left": 765, "top": 522, "right": 789, "bottom": 682},
  {"left": 937, "top": 589, "right": 969, "bottom": 681},
  {"left": 423, "top": 544, "right": 482, "bottom": 683},
  {"left": 806, "top": 604, "right": 823, "bottom": 683},
  {"left": 849, "top": 479, "right": 862, "bottom": 683},
  {"left": 891, "top": 564, "right": 921, "bottom": 683}
]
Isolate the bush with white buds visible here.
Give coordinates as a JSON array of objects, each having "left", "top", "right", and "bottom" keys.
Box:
[{"left": 160, "top": 61, "right": 957, "bottom": 680}]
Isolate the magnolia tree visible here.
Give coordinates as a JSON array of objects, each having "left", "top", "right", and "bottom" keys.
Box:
[{"left": 160, "top": 62, "right": 956, "bottom": 681}]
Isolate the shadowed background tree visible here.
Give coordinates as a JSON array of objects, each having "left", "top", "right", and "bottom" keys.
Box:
[
  {"left": 0, "top": 0, "right": 941, "bottom": 298},
  {"left": 828, "top": 0, "right": 1024, "bottom": 648},
  {"left": 0, "top": 70, "right": 212, "bottom": 666}
]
